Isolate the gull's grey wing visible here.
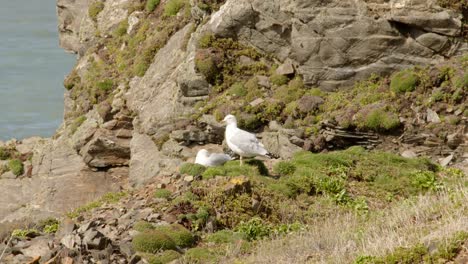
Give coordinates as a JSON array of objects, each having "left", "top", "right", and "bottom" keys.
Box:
[
  {"left": 230, "top": 129, "right": 268, "bottom": 156},
  {"left": 208, "top": 153, "right": 232, "bottom": 166}
]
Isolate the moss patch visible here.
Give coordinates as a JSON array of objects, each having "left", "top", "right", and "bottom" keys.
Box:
[
  {"left": 390, "top": 69, "right": 419, "bottom": 93},
  {"left": 88, "top": 2, "right": 105, "bottom": 22},
  {"left": 8, "top": 159, "right": 24, "bottom": 176},
  {"left": 180, "top": 163, "right": 206, "bottom": 176},
  {"left": 133, "top": 230, "right": 177, "bottom": 253}
]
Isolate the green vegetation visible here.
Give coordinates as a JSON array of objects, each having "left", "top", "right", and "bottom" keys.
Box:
[
  {"left": 0, "top": 147, "right": 10, "bottom": 160},
  {"left": 66, "top": 191, "right": 127, "bottom": 218},
  {"left": 273, "top": 161, "right": 296, "bottom": 176},
  {"left": 134, "top": 221, "right": 155, "bottom": 232},
  {"left": 205, "top": 230, "right": 244, "bottom": 244},
  {"left": 143, "top": 250, "right": 181, "bottom": 264},
  {"left": 70, "top": 115, "right": 87, "bottom": 134},
  {"left": 390, "top": 69, "right": 419, "bottom": 93},
  {"left": 236, "top": 217, "right": 272, "bottom": 241},
  {"left": 355, "top": 231, "right": 468, "bottom": 263},
  {"left": 11, "top": 228, "right": 40, "bottom": 238},
  {"left": 355, "top": 107, "right": 400, "bottom": 131},
  {"left": 179, "top": 163, "right": 206, "bottom": 176},
  {"left": 146, "top": 0, "right": 161, "bottom": 12},
  {"left": 133, "top": 230, "right": 177, "bottom": 253},
  {"left": 154, "top": 189, "right": 172, "bottom": 199},
  {"left": 270, "top": 74, "right": 289, "bottom": 86},
  {"left": 157, "top": 224, "right": 195, "bottom": 248},
  {"left": 184, "top": 248, "right": 217, "bottom": 263},
  {"left": 38, "top": 218, "right": 60, "bottom": 234},
  {"left": 8, "top": 159, "right": 24, "bottom": 176},
  {"left": 88, "top": 1, "right": 105, "bottom": 22},
  {"left": 202, "top": 160, "right": 263, "bottom": 179},
  {"left": 164, "top": 0, "right": 187, "bottom": 16}
]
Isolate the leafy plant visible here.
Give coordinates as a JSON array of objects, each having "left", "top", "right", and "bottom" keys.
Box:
[
  {"left": 146, "top": 0, "right": 161, "bottom": 12},
  {"left": 236, "top": 217, "right": 272, "bottom": 241}
]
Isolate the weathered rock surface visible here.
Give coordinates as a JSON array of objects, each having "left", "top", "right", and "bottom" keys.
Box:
[
  {"left": 208, "top": 0, "right": 466, "bottom": 90},
  {"left": 0, "top": 136, "right": 127, "bottom": 223}
]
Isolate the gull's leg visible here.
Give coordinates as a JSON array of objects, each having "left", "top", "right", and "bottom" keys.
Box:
[{"left": 240, "top": 156, "right": 243, "bottom": 166}]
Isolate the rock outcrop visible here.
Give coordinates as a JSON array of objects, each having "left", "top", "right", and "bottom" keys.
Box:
[
  {"left": 0, "top": 0, "right": 466, "bottom": 223},
  {"left": 207, "top": 0, "right": 466, "bottom": 90}
]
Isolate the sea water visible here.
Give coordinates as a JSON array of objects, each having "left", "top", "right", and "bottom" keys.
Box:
[{"left": 0, "top": 0, "right": 75, "bottom": 140}]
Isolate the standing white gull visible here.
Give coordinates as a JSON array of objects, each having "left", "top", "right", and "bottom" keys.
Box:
[
  {"left": 223, "top": 114, "right": 271, "bottom": 165},
  {"left": 195, "top": 149, "right": 232, "bottom": 167}
]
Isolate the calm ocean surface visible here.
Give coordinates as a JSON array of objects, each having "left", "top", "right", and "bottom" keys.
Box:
[{"left": 0, "top": 0, "right": 76, "bottom": 141}]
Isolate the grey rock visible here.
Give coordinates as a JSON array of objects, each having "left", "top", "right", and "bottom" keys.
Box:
[
  {"left": 80, "top": 129, "right": 131, "bottom": 168},
  {"left": 207, "top": 0, "right": 466, "bottom": 89},
  {"left": 56, "top": 218, "right": 76, "bottom": 238},
  {"left": 261, "top": 132, "right": 302, "bottom": 159},
  {"left": 256, "top": 75, "right": 271, "bottom": 88},
  {"left": 416, "top": 33, "right": 449, "bottom": 52},
  {"left": 119, "top": 242, "right": 135, "bottom": 258},
  {"left": 427, "top": 109, "right": 441, "bottom": 123},
  {"left": 401, "top": 150, "right": 418, "bottom": 158},
  {"left": 129, "top": 133, "right": 182, "bottom": 187},
  {"left": 61, "top": 234, "right": 77, "bottom": 249},
  {"left": 250, "top": 98, "right": 264, "bottom": 107},
  {"left": 439, "top": 154, "right": 453, "bottom": 167},
  {"left": 83, "top": 229, "right": 107, "bottom": 250},
  {"left": 289, "top": 136, "right": 305, "bottom": 147},
  {"left": 276, "top": 58, "right": 295, "bottom": 76},
  {"left": 1, "top": 171, "right": 17, "bottom": 180},
  {"left": 447, "top": 132, "right": 463, "bottom": 149},
  {"left": 20, "top": 237, "right": 51, "bottom": 259},
  {"left": 127, "top": 11, "right": 143, "bottom": 35},
  {"left": 184, "top": 175, "right": 195, "bottom": 182}
]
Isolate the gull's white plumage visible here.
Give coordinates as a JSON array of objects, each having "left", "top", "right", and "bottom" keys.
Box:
[
  {"left": 223, "top": 114, "right": 269, "bottom": 164},
  {"left": 195, "top": 149, "right": 232, "bottom": 167}
]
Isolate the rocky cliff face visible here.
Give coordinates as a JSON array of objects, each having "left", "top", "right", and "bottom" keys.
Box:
[{"left": 0, "top": 0, "right": 466, "bottom": 224}]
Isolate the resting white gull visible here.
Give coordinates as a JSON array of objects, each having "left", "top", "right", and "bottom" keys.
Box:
[
  {"left": 195, "top": 149, "right": 232, "bottom": 167},
  {"left": 223, "top": 114, "right": 271, "bottom": 165}
]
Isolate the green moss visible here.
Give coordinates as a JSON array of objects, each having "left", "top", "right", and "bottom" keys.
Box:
[
  {"left": 227, "top": 82, "right": 247, "bottom": 97},
  {"left": 114, "top": 19, "right": 129, "bottom": 37},
  {"left": 154, "top": 189, "right": 172, "bottom": 199},
  {"left": 146, "top": 0, "right": 161, "bottom": 12},
  {"left": 88, "top": 1, "right": 105, "bottom": 22},
  {"left": 206, "top": 230, "right": 244, "bottom": 244},
  {"left": 198, "top": 33, "right": 215, "bottom": 48},
  {"left": 0, "top": 147, "right": 10, "bottom": 160},
  {"left": 180, "top": 163, "right": 206, "bottom": 176},
  {"left": 132, "top": 230, "right": 177, "bottom": 253},
  {"left": 164, "top": 0, "right": 187, "bottom": 16},
  {"left": 202, "top": 160, "right": 262, "bottom": 179},
  {"left": 156, "top": 224, "right": 195, "bottom": 248},
  {"left": 8, "top": 159, "right": 23, "bottom": 176},
  {"left": 195, "top": 55, "right": 218, "bottom": 83},
  {"left": 184, "top": 248, "right": 217, "bottom": 263},
  {"left": 272, "top": 78, "right": 305, "bottom": 104},
  {"left": 269, "top": 74, "right": 289, "bottom": 86},
  {"left": 273, "top": 161, "right": 296, "bottom": 176},
  {"left": 143, "top": 250, "right": 181, "bottom": 264},
  {"left": 356, "top": 108, "right": 400, "bottom": 132},
  {"left": 96, "top": 79, "right": 114, "bottom": 92},
  {"left": 390, "top": 69, "right": 419, "bottom": 93},
  {"left": 70, "top": 115, "right": 87, "bottom": 134},
  {"left": 134, "top": 221, "right": 155, "bottom": 232},
  {"left": 63, "top": 70, "right": 81, "bottom": 90}
]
